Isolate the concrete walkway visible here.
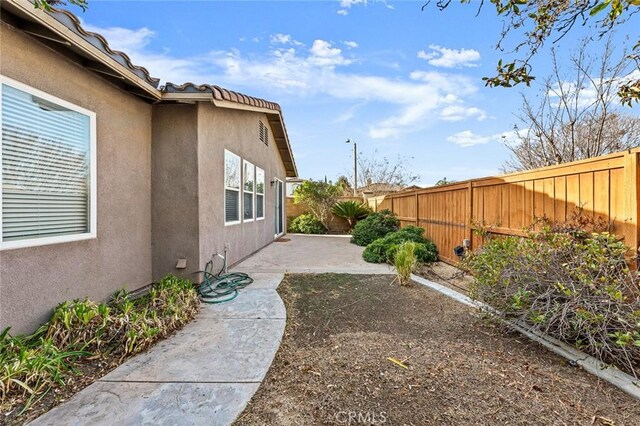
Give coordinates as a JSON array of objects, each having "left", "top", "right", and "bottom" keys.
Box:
[
  {"left": 234, "top": 234, "right": 393, "bottom": 274},
  {"left": 29, "top": 235, "right": 388, "bottom": 425}
]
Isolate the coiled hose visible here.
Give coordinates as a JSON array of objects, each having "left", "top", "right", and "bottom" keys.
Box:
[{"left": 194, "top": 256, "right": 253, "bottom": 304}]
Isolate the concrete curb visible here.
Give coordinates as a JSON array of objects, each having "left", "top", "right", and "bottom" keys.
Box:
[{"left": 410, "top": 273, "right": 640, "bottom": 401}]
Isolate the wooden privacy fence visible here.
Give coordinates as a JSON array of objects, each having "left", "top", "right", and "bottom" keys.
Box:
[
  {"left": 377, "top": 149, "right": 640, "bottom": 264},
  {"left": 286, "top": 196, "right": 363, "bottom": 233}
]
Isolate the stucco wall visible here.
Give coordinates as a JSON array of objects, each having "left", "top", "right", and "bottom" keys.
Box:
[
  {"left": 151, "top": 104, "right": 200, "bottom": 281},
  {"left": 0, "top": 23, "right": 153, "bottom": 333},
  {"left": 150, "top": 103, "right": 288, "bottom": 278},
  {"left": 197, "top": 104, "right": 288, "bottom": 268}
]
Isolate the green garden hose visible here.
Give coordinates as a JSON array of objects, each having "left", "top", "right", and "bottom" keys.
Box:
[{"left": 194, "top": 256, "right": 253, "bottom": 304}]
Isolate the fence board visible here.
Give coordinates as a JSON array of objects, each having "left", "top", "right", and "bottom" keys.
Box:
[{"left": 376, "top": 149, "right": 640, "bottom": 265}]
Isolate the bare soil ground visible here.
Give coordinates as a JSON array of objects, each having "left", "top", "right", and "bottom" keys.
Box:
[{"left": 235, "top": 273, "right": 640, "bottom": 426}]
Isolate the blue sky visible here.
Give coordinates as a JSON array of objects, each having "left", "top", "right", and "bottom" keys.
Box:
[{"left": 76, "top": 0, "right": 639, "bottom": 185}]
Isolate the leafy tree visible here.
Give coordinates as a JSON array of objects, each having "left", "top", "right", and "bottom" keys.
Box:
[
  {"left": 425, "top": 0, "right": 640, "bottom": 105},
  {"left": 292, "top": 180, "right": 341, "bottom": 229},
  {"left": 503, "top": 37, "right": 640, "bottom": 171},
  {"left": 435, "top": 177, "right": 457, "bottom": 186},
  {"left": 352, "top": 150, "right": 420, "bottom": 196},
  {"left": 335, "top": 175, "right": 353, "bottom": 196},
  {"left": 34, "top": 0, "right": 88, "bottom": 11}
]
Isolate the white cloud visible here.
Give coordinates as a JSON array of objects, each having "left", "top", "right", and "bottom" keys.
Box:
[
  {"left": 337, "top": 0, "right": 367, "bottom": 15},
  {"left": 308, "top": 40, "right": 352, "bottom": 67},
  {"left": 84, "top": 22, "right": 485, "bottom": 140},
  {"left": 83, "top": 23, "right": 208, "bottom": 83},
  {"left": 270, "top": 33, "right": 304, "bottom": 46},
  {"left": 447, "top": 130, "right": 494, "bottom": 147},
  {"left": 440, "top": 105, "right": 487, "bottom": 122},
  {"left": 343, "top": 40, "right": 359, "bottom": 49},
  {"left": 417, "top": 45, "right": 480, "bottom": 68},
  {"left": 447, "top": 129, "right": 518, "bottom": 147}
]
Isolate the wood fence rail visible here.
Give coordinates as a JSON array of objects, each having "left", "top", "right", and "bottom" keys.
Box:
[{"left": 376, "top": 149, "right": 640, "bottom": 264}]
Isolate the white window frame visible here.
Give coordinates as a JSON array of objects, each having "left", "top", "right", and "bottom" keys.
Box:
[
  {"left": 0, "top": 75, "right": 97, "bottom": 250},
  {"left": 256, "top": 167, "right": 265, "bottom": 221},
  {"left": 242, "top": 160, "right": 255, "bottom": 223},
  {"left": 224, "top": 149, "right": 241, "bottom": 226}
]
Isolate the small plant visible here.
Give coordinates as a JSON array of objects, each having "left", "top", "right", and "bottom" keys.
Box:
[
  {"left": 288, "top": 213, "right": 327, "bottom": 234},
  {"left": 362, "top": 226, "right": 438, "bottom": 264},
  {"left": 351, "top": 209, "right": 400, "bottom": 246},
  {"left": 1, "top": 275, "right": 200, "bottom": 415},
  {"left": 464, "top": 228, "right": 640, "bottom": 376},
  {"left": 331, "top": 200, "right": 371, "bottom": 229},
  {"left": 394, "top": 241, "right": 417, "bottom": 286}
]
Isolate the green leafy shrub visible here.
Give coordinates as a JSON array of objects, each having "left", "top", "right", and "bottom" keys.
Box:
[
  {"left": 331, "top": 200, "right": 371, "bottom": 229},
  {"left": 362, "top": 226, "right": 438, "bottom": 264},
  {"left": 351, "top": 209, "right": 400, "bottom": 246},
  {"left": 293, "top": 180, "right": 341, "bottom": 229},
  {"left": 394, "top": 241, "right": 418, "bottom": 286},
  {"left": 1, "top": 275, "right": 199, "bottom": 412},
  {"left": 464, "top": 230, "right": 640, "bottom": 376},
  {"left": 288, "top": 213, "right": 327, "bottom": 234}
]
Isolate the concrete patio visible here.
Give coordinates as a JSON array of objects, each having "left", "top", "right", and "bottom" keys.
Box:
[{"left": 29, "top": 234, "right": 389, "bottom": 425}]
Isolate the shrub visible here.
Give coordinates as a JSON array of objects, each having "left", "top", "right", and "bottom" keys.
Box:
[
  {"left": 394, "top": 241, "right": 417, "bottom": 286},
  {"left": 362, "top": 226, "right": 438, "bottom": 264},
  {"left": 331, "top": 200, "right": 371, "bottom": 229},
  {"left": 288, "top": 214, "right": 327, "bottom": 234},
  {"left": 464, "top": 230, "right": 640, "bottom": 376},
  {"left": 351, "top": 209, "right": 400, "bottom": 246},
  {"left": 293, "top": 180, "right": 341, "bottom": 229},
  {"left": 1, "top": 275, "right": 199, "bottom": 409}
]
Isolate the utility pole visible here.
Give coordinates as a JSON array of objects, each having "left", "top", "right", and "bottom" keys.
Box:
[{"left": 346, "top": 139, "right": 357, "bottom": 196}]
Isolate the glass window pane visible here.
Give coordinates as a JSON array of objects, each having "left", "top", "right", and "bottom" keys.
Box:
[
  {"left": 2, "top": 83, "right": 91, "bottom": 242},
  {"left": 244, "top": 161, "right": 254, "bottom": 192},
  {"left": 225, "top": 189, "right": 239, "bottom": 222},
  {"left": 224, "top": 150, "right": 240, "bottom": 189},
  {"left": 256, "top": 168, "right": 265, "bottom": 195},
  {"left": 243, "top": 192, "right": 253, "bottom": 220}
]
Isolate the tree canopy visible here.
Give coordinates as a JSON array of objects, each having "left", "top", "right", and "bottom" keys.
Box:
[{"left": 425, "top": 0, "right": 640, "bottom": 105}]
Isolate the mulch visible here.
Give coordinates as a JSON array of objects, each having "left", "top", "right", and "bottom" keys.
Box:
[{"left": 234, "top": 273, "right": 640, "bottom": 425}]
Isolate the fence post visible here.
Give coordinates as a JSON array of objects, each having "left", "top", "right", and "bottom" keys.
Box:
[
  {"left": 623, "top": 150, "right": 640, "bottom": 263},
  {"left": 415, "top": 191, "right": 419, "bottom": 226},
  {"left": 467, "top": 180, "right": 474, "bottom": 248}
]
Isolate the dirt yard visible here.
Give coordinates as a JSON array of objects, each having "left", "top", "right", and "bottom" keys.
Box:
[{"left": 235, "top": 273, "right": 640, "bottom": 426}]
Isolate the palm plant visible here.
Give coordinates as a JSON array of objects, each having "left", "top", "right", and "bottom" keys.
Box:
[{"left": 331, "top": 201, "right": 371, "bottom": 229}]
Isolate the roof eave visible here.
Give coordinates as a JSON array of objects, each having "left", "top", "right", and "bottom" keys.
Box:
[
  {"left": 161, "top": 92, "right": 298, "bottom": 177},
  {"left": 3, "top": 0, "right": 161, "bottom": 101}
]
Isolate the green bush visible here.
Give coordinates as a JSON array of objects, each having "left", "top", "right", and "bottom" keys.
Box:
[
  {"left": 288, "top": 214, "right": 327, "bottom": 234},
  {"left": 464, "top": 230, "right": 640, "bottom": 376},
  {"left": 351, "top": 209, "right": 400, "bottom": 246},
  {"left": 1, "top": 275, "right": 199, "bottom": 412},
  {"left": 331, "top": 200, "right": 371, "bottom": 229},
  {"left": 362, "top": 226, "right": 438, "bottom": 264}
]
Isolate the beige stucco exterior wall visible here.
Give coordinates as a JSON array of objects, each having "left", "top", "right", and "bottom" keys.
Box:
[
  {"left": 151, "top": 104, "right": 200, "bottom": 280},
  {"left": 0, "top": 23, "right": 153, "bottom": 333},
  {"left": 197, "top": 104, "right": 287, "bottom": 267},
  {"left": 151, "top": 103, "right": 288, "bottom": 279}
]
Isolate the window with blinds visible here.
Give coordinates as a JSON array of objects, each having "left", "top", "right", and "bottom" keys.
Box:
[
  {"left": 1, "top": 78, "right": 96, "bottom": 249},
  {"left": 224, "top": 149, "right": 241, "bottom": 224},
  {"left": 243, "top": 160, "right": 255, "bottom": 221},
  {"left": 256, "top": 167, "right": 265, "bottom": 219}
]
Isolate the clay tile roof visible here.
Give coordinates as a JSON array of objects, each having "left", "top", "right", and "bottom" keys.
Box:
[
  {"left": 161, "top": 82, "right": 282, "bottom": 112},
  {"left": 46, "top": 8, "right": 160, "bottom": 89}
]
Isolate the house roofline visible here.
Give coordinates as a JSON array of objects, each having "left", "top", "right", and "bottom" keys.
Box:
[
  {"left": 161, "top": 84, "right": 298, "bottom": 178},
  {"left": 2, "top": 0, "right": 162, "bottom": 101}
]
